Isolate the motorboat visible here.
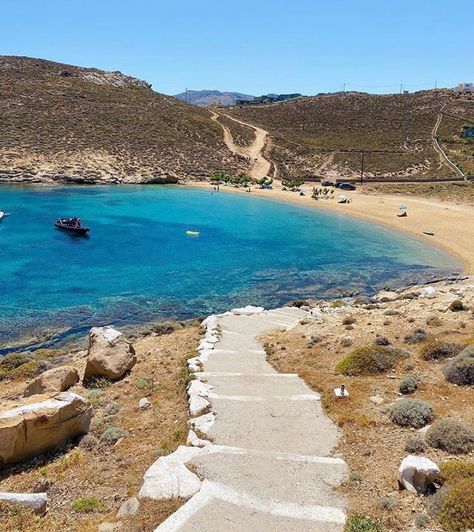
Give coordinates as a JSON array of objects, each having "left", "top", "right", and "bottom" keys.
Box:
[{"left": 55, "top": 217, "right": 90, "bottom": 235}]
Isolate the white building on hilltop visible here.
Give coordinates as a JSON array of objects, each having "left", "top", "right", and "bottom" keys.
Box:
[{"left": 454, "top": 83, "right": 474, "bottom": 94}]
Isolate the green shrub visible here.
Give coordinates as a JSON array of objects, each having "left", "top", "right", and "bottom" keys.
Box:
[
  {"left": 0, "top": 352, "right": 34, "bottom": 371},
  {"left": 448, "top": 299, "right": 465, "bottom": 312},
  {"left": 420, "top": 341, "right": 462, "bottom": 361},
  {"left": 399, "top": 375, "right": 418, "bottom": 394},
  {"left": 388, "top": 399, "right": 433, "bottom": 428},
  {"left": 444, "top": 346, "right": 474, "bottom": 385},
  {"left": 344, "top": 514, "right": 383, "bottom": 532},
  {"left": 100, "top": 426, "right": 128, "bottom": 444},
  {"left": 71, "top": 497, "right": 101, "bottom": 513},
  {"left": 404, "top": 328, "right": 426, "bottom": 344},
  {"left": 335, "top": 345, "right": 404, "bottom": 376},
  {"left": 426, "top": 316, "right": 443, "bottom": 327},
  {"left": 426, "top": 420, "right": 474, "bottom": 454},
  {"left": 437, "top": 478, "right": 474, "bottom": 531},
  {"left": 440, "top": 460, "right": 474, "bottom": 482},
  {"left": 405, "top": 436, "right": 426, "bottom": 453}
]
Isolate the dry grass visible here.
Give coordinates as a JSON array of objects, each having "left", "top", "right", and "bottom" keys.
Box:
[
  {"left": 0, "top": 56, "right": 248, "bottom": 183},
  {"left": 265, "top": 287, "right": 474, "bottom": 531},
  {"left": 364, "top": 181, "right": 474, "bottom": 205},
  {"left": 230, "top": 90, "right": 472, "bottom": 179},
  {"left": 0, "top": 325, "right": 200, "bottom": 531}
]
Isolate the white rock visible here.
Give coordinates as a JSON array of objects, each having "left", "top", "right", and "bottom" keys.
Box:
[
  {"left": 419, "top": 286, "right": 436, "bottom": 299},
  {"left": 187, "top": 380, "right": 213, "bottom": 398},
  {"left": 116, "top": 497, "right": 139, "bottom": 518},
  {"left": 398, "top": 455, "right": 440, "bottom": 494},
  {"left": 188, "top": 412, "right": 216, "bottom": 434},
  {"left": 201, "top": 315, "right": 218, "bottom": 329},
  {"left": 231, "top": 305, "right": 265, "bottom": 316},
  {"left": 0, "top": 492, "right": 48, "bottom": 515},
  {"left": 187, "top": 430, "right": 211, "bottom": 447},
  {"left": 139, "top": 446, "right": 202, "bottom": 500},
  {"left": 138, "top": 397, "right": 151, "bottom": 410},
  {"left": 189, "top": 395, "right": 210, "bottom": 416}
]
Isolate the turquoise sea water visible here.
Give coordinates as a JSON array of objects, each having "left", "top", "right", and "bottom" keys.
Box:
[{"left": 0, "top": 184, "right": 461, "bottom": 348}]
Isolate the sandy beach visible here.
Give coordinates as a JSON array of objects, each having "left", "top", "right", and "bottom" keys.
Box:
[{"left": 189, "top": 180, "right": 474, "bottom": 274}]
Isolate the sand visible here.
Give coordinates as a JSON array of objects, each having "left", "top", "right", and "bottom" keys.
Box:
[{"left": 189, "top": 180, "right": 474, "bottom": 274}]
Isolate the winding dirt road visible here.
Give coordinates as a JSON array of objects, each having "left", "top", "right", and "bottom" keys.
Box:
[{"left": 210, "top": 110, "right": 273, "bottom": 179}]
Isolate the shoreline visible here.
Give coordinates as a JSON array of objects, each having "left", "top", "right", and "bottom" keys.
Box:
[{"left": 187, "top": 180, "right": 473, "bottom": 274}]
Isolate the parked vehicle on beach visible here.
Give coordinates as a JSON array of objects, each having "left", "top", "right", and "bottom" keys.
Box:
[{"left": 338, "top": 182, "right": 356, "bottom": 191}]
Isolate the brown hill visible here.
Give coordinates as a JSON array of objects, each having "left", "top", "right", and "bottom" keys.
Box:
[
  {"left": 0, "top": 56, "right": 248, "bottom": 183},
  {"left": 229, "top": 90, "right": 474, "bottom": 180}
]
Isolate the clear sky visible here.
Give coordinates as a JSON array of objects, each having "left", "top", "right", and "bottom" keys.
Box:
[{"left": 1, "top": 0, "right": 472, "bottom": 96}]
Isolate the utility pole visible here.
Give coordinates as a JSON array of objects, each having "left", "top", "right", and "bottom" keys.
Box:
[
  {"left": 185, "top": 88, "right": 189, "bottom": 104},
  {"left": 343, "top": 83, "right": 346, "bottom": 93},
  {"left": 400, "top": 83, "right": 403, "bottom": 94},
  {"left": 360, "top": 152, "right": 365, "bottom": 185},
  {"left": 434, "top": 80, "right": 438, "bottom": 89}
]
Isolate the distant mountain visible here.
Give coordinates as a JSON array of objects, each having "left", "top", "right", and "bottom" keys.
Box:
[{"left": 174, "top": 90, "right": 255, "bottom": 107}]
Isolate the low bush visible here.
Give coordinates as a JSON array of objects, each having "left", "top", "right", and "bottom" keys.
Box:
[
  {"left": 420, "top": 341, "right": 462, "bottom": 361},
  {"left": 100, "top": 426, "right": 128, "bottom": 444},
  {"left": 437, "top": 478, "right": 474, "bottom": 531},
  {"left": 444, "top": 346, "right": 474, "bottom": 385},
  {"left": 335, "top": 345, "right": 404, "bottom": 375},
  {"left": 448, "top": 299, "right": 465, "bottom": 312},
  {"left": 426, "top": 316, "right": 443, "bottom": 327},
  {"left": 342, "top": 316, "right": 356, "bottom": 325},
  {"left": 0, "top": 352, "right": 34, "bottom": 374},
  {"left": 405, "top": 436, "right": 426, "bottom": 453},
  {"left": 374, "top": 336, "right": 390, "bottom": 346},
  {"left": 344, "top": 514, "right": 383, "bottom": 532},
  {"left": 426, "top": 419, "right": 474, "bottom": 454},
  {"left": 440, "top": 460, "right": 474, "bottom": 482},
  {"left": 399, "top": 375, "right": 418, "bottom": 394},
  {"left": 71, "top": 497, "right": 101, "bottom": 513},
  {"left": 377, "top": 495, "right": 396, "bottom": 510},
  {"left": 404, "top": 328, "right": 426, "bottom": 344},
  {"left": 388, "top": 399, "right": 433, "bottom": 428}
]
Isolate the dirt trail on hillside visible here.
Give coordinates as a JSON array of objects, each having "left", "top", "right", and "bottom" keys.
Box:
[
  {"left": 431, "top": 103, "right": 464, "bottom": 177},
  {"left": 210, "top": 110, "right": 272, "bottom": 179}
]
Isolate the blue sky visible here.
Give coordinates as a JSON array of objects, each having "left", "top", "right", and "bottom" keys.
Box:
[{"left": 1, "top": 0, "right": 472, "bottom": 96}]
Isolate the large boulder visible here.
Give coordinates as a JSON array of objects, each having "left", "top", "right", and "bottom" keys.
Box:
[
  {"left": 0, "top": 392, "right": 92, "bottom": 464},
  {"left": 83, "top": 326, "right": 136, "bottom": 381},
  {"left": 24, "top": 365, "right": 79, "bottom": 397},
  {"left": 398, "top": 455, "right": 440, "bottom": 494}
]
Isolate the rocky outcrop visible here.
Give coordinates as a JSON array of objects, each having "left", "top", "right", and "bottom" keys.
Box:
[
  {"left": 398, "top": 455, "right": 440, "bottom": 494},
  {"left": 84, "top": 326, "right": 136, "bottom": 381},
  {"left": 0, "top": 392, "right": 92, "bottom": 464},
  {"left": 24, "top": 366, "right": 79, "bottom": 397}
]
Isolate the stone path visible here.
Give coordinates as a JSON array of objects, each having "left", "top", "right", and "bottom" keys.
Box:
[{"left": 140, "top": 307, "right": 347, "bottom": 531}]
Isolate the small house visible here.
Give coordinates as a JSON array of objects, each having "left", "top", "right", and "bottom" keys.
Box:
[{"left": 454, "top": 83, "right": 474, "bottom": 94}]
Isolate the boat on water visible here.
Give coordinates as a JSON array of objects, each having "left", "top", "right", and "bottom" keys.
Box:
[
  {"left": 54, "top": 217, "right": 90, "bottom": 235},
  {"left": 0, "top": 211, "right": 5, "bottom": 223},
  {"left": 186, "top": 230, "right": 200, "bottom": 236}
]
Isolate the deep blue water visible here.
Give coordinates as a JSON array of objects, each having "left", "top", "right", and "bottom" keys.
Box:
[{"left": 0, "top": 184, "right": 461, "bottom": 348}]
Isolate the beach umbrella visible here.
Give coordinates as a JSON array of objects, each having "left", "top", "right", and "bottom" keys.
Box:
[{"left": 399, "top": 205, "right": 408, "bottom": 210}]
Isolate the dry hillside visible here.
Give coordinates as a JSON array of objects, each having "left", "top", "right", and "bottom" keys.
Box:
[
  {"left": 229, "top": 90, "right": 474, "bottom": 180},
  {"left": 0, "top": 56, "right": 249, "bottom": 183}
]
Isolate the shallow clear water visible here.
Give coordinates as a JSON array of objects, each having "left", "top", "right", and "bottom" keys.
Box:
[{"left": 0, "top": 184, "right": 461, "bottom": 348}]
